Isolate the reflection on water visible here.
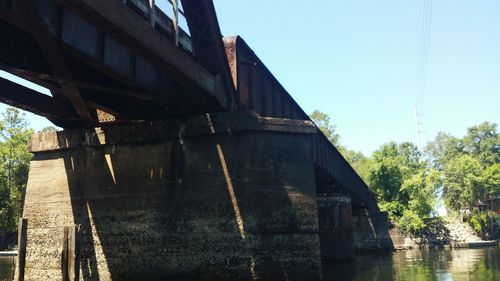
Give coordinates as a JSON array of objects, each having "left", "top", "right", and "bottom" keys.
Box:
[
  {"left": 0, "top": 257, "right": 15, "bottom": 281},
  {"left": 1, "top": 248, "right": 499, "bottom": 280},
  {"left": 325, "top": 248, "right": 500, "bottom": 281}
]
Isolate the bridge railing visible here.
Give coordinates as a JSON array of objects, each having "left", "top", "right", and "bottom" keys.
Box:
[
  {"left": 125, "top": 0, "right": 192, "bottom": 53},
  {"left": 224, "top": 36, "right": 379, "bottom": 211}
]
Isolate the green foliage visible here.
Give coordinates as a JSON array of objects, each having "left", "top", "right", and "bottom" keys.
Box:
[
  {"left": 370, "top": 158, "right": 404, "bottom": 203},
  {"left": 373, "top": 142, "right": 423, "bottom": 178},
  {"left": 0, "top": 108, "right": 34, "bottom": 232},
  {"left": 478, "top": 163, "right": 500, "bottom": 195},
  {"left": 467, "top": 212, "right": 490, "bottom": 234},
  {"left": 378, "top": 201, "right": 406, "bottom": 220},
  {"left": 425, "top": 132, "right": 463, "bottom": 171},
  {"left": 309, "top": 110, "right": 443, "bottom": 234},
  {"left": 38, "top": 126, "right": 57, "bottom": 134},
  {"left": 401, "top": 169, "right": 441, "bottom": 218},
  {"left": 369, "top": 141, "right": 438, "bottom": 233},
  {"left": 426, "top": 122, "right": 499, "bottom": 214},
  {"left": 443, "top": 155, "right": 483, "bottom": 210},
  {"left": 462, "top": 122, "right": 500, "bottom": 167},
  {"left": 396, "top": 209, "right": 426, "bottom": 234},
  {"left": 309, "top": 110, "right": 499, "bottom": 235},
  {"left": 309, "top": 110, "right": 340, "bottom": 146}
]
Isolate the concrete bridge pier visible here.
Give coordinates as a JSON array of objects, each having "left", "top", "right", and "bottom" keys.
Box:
[
  {"left": 20, "top": 111, "right": 323, "bottom": 281},
  {"left": 317, "top": 195, "right": 354, "bottom": 260},
  {"left": 352, "top": 209, "right": 394, "bottom": 253}
]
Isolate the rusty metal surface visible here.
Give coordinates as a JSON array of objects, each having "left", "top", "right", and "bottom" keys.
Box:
[
  {"left": 224, "top": 36, "right": 379, "bottom": 211},
  {"left": 181, "top": 0, "right": 237, "bottom": 107},
  {"left": 0, "top": 0, "right": 232, "bottom": 127}
]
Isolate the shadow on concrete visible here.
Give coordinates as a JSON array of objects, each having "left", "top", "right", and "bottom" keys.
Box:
[{"left": 45, "top": 116, "right": 321, "bottom": 280}]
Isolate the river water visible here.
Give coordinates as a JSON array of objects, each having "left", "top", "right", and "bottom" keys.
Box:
[
  {"left": 325, "top": 248, "right": 500, "bottom": 281},
  {"left": 0, "top": 256, "right": 15, "bottom": 281},
  {"left": 0, "top": 248, "right": 499, "bottom": 280}
]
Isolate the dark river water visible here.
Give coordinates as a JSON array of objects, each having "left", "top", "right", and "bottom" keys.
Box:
[{"left": 1, "top": 248, "right": 499, "bottom": 280}]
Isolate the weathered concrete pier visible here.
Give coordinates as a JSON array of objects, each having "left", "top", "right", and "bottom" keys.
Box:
[
  {"left": 0, "top": 0, "right": 392, "bottom": 280},
  {"left": 24, "top": 112, "right": 323, "bottom": 280}
]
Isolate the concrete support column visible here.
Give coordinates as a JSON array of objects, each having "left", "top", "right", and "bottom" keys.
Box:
[
  {"left": 352, "top": 208, "right": 394, "bottom": 253},
  {"left": 21, "top": 112, "right": 322, "bottom": 281},
  {"left": 317, "top": 195, "right": 354, "bottom": 259}
]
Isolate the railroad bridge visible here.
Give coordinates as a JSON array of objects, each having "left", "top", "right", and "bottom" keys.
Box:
[{"left": 0, "top": 0, "right": 392, "bottom": 280}]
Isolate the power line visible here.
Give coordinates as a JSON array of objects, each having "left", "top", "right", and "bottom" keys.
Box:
[
  {"left": 417, "top": 0, "right": 428, "bottom": 104},
  {"left": 419, "top": 0, "right": 434, "bottom": 106},
  {"left": 415, "top": 0, "right": 434, "bottom": 149}
]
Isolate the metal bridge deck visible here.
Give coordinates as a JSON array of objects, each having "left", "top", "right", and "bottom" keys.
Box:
[{"left": 0, "top": 0, "right": 234, "bottom": 127}]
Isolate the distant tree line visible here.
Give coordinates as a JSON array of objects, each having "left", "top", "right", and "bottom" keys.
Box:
[{"left": 310, "top": 110, "right": 500, "bottom": 234}]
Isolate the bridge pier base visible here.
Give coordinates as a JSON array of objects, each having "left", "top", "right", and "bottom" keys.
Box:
[
  {"left": 317, "top": 195, "right": 355, "bottom": 260},
  {"left": 352, "top": 209, "right": 394, "bottom": 253},
  {"left": 21, "top": 112, "right": 322, "bottom": 281}
]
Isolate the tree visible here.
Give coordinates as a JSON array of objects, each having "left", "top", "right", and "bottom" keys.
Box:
[
  {"left": 373, "top": 142, "right": 423, "bottom": 178},
  {"left": 309, "top": 110, "right": 340, "bottom": 146},
  {"left": 478, "top": 163, "right": 500, "bottom": 196},
  {"left": 0, "top": 108, "right": 34, "bottom": 232},
  {"left": 442, "top": 155, "right": 483, "bottom": 210},
  {"left": 463, "top": 122, "right": 500, "bottom": 167},
  {"left": 368, "top": 141, "right": 438, "bottom": 233},
  {"left": 38, "top": 126, "right": 57, "bottom": 134},
  {"left": 428, "top": 122, "right": 500, "bottom": 213},
  {"left": 400, "top": 169, "right": 441, "bottom": 218},
  {"left": 370, "top": 158, "right": 404, "bottom": 203},
  {"left": 425, "top": 132, "right": 463, "bottom": 171}
]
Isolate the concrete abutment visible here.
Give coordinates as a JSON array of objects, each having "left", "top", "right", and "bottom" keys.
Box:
[{"left": 20, "top": 111, "right": 393, "bottom": 280}]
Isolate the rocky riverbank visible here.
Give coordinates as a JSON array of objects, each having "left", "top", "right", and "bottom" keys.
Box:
[{"left": 390, "top": 218, "right": 497, "bottom": 249}]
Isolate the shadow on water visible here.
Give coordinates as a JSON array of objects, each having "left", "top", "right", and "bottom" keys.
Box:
[{"left": 324, "top": 248, "right": 500, "bottom": 281}]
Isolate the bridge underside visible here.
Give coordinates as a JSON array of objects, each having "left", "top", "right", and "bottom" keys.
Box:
[{"left": 0, "top": 0, "right": 233, "bottom": 127}]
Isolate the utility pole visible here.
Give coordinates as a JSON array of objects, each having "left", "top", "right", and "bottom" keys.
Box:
[{"left": 414, "top": 104, "right": 422, "bottom": 151}]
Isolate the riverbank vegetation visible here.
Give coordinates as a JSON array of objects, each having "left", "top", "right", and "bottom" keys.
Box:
[
  {"left": 310, "top": 110, "right": 500, "bottom": 235},
  {"left": 0, "top": 108, "right": 33, "bottom": 235}
]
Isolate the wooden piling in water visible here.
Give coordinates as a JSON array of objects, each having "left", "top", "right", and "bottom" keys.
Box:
[
  {"left": 17, "top": 218, "right": 27, "bottom": 281},
  {"left": 62, "top": 225, "right": 80, "bottom": 281},
  {"left": 11, "top": 255, "right": 16, "bottom": 281}
]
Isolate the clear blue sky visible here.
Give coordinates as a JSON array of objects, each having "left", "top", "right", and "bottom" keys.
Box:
[
  {"left": 1, "top": 0, "right": 499, "bottom": 155},
  {"left": 214, "top": 0, "right": 500, "bottom": 155}
]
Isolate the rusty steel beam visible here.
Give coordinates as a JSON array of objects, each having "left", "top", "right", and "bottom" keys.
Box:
[
  {"left": 0, "top": 77, "right": 56, "bottom": 118},
  {"left": 0, "top": 0, "right": 231, "bottom": 124},
  {"left": 16, "top": 0, "right": 94, "bottom": 121},
  {"left": 0, "top": 3, "right": 29, "bottom": 31},
  {"left": 54, "top": 0, "right": 228, "bottom": 108},
  {"left": 0, "top": 75, "right": 93, "bottom": 128},
  {"left": 181, "top": 0, "right": 236, "bottom": 107},
  {"left": 0, "top": 65, "right": 163, "bottom": 103}
]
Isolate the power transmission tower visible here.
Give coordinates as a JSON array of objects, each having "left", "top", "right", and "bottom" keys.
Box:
[{"left": 414, "top": 104, "right": 423, "bottom": 151}]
